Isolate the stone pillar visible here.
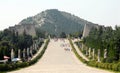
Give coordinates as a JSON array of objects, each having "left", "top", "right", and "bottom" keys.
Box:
[
  {"left": 92, "top": 49, "right": 95, "bottom": 60},
  {"left": 49, "top": 35, "right": 51, "bottom": 39},
  {"left": 36, "top": 43, "right": 38, "bottom": 49},
  {"left": 32, "top": 44, "right": 34, "bottom": 50},
  {"left": 86, "top": 47, "right": 88, "bottom": 56},
  {"left": 18, "top": 49, "right": 21, "bottom": 59},
  {"left": 89, "top": 48, "right": 91, "bottom": 58},
  {"left": 30, "top": 47, "right": 33, "bottom": 57},
  {"left": 35, "top": 43, "right": 37, "bottom": 51},
  {"left": 104, "top": 49, "right": 107, "bottom": 59},
  {"left": 23, "top": 48, "right": 25, "bottom": 58},
  {"left": 27, "top": 48, "right": 29, "bottom": 57},
  {"left": 11, "top": 49, "right": 14, "bottom": 61},
  {"left": 98, "top": 49, "right": 100, "bottom": 62},
  {"left": 81, "top": 43, "right": 84, "bottom": 51}
]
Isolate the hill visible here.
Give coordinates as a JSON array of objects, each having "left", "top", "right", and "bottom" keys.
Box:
[{"left": 19, "top": 9, "right": 98, "bottom": 36}]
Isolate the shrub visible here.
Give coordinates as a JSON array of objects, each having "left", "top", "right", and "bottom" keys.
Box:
[
  {"left": 0, "top": 64, "right": 7, "bottom": 71},
  {"left": 106, "top": 57, "right": 114, "bottom": 63},
  {"left": 117, "top": 62, "right": 120, "bottom": 71},
  {"left": 16, "top": 62, "right": 29, "bottom": 68},
  {"left": 107, "top": 63, "right": 112, "bottom": 70},
  {"left": 112, "top": 63, "right": 119, "bottom": 71}
]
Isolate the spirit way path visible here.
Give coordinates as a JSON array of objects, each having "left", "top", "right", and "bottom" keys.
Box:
[{"left": 9, "top": 39, "right": 112, "bottom": 73}]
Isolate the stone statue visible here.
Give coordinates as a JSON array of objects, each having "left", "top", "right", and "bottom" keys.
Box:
[
  {"left": 18, "top": 49, "right": 21, "bottom": 59},
  {"left": 23, "top": 48, "right": 25, "bottom": 58},
  {"left": 11, "top": 49, "right": 14, "bottom": 61},
  {"left": 98, "top": 49, "right": 100, "bottom": 62},
  {"left": 27, "top": 48, "right": 29, "bottom": 57},
  {"left": 104, "top": 49, "right": 107, "bottom": 59},
  {"left": 92, "top": 49, "right": 95, "bottom": 60},
  {"left": 89, "top": 48, "right": 91, "bottom": 58}
]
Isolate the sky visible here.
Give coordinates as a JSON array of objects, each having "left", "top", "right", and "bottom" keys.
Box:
[{"left": 0, "top": 0, "right": 120, "bottom": 30}]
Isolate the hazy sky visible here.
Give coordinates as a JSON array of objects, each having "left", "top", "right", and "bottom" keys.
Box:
[{"left": 0, "top": 0, "right": 120, "bottom": 30}]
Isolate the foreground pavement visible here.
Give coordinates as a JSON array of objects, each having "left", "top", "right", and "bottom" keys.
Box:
[{"left": 9, "top": 39, "right": 112, "bottom": 73}]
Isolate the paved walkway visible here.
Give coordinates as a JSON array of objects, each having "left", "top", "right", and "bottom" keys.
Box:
[{"left": 9, "top": 39, "right": 112, "bottom": 73}]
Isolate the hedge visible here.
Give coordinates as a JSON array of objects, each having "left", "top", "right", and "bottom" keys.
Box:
[
  {"left": 68, "top": 38, "right": 87, "bottom": 64},
  {"left": 0, "top": 39, "right": 50, "bottom": 72},
  {"left": 87, "top": 61, "right": 120, "bottom": 71},
  {"left": 69, "top": 38, "right": 120, "bottom": 72}
]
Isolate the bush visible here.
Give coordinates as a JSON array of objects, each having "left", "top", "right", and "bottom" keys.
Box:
[
  {"left": 112, "top": 63, "right": 119, "bottom": 71},
  {"left": 0, "top": 64, "right": 7, "bottom": 71},
  {"left": 107, "top": 63, "right": 112, "bottom": 70},
  {"left": 117, "top": 62, "right": 120, "bottom": 71},
  {"left": 106, "top": 57, "right": 114, "bottom": 63},
  {"left": 16, "top": 62, "right": 29, "bottom": 68}
]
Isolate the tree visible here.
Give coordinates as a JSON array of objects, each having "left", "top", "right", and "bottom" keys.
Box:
[{"left": 60, "top": 32, "right": 66, "bottom": 38}]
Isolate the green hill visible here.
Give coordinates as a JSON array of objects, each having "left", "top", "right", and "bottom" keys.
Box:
[{"left": 19, "top": 9, "right": 96, "bottom": 36}]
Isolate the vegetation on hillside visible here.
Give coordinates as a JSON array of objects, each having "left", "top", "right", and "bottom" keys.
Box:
[{"left": 19, "top": 9, "right": 97, "bottom": 36}]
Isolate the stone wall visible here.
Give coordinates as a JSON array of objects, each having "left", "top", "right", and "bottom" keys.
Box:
[
  {"left": 9, "top": 24, "right": 36, "bottom": 37},
  {"left": 82, "top": 23, "right": 99, "bottom": 38}
]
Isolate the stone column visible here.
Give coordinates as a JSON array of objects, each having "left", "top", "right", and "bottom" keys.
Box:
[
  {"left": 30, "top": 47, "right": 33, "bottom": 57},
  {"left": 11, "top": 49, "right": 14, "bottom": 61},
  {"left": 89, "top": 48, "right": 91, "bottom": 58},
  {"left": 86, "top": 47, "right": 88, "bottom": 56},
  {"left": 92, "top": 49, "right": 95, "bottom": 60},
  {"left": 81, "top": 43, "right": 84, "bottom": 51},
  {"left": 35, "top": 43, "right": 37, "bottom": 51},
  {"left": 104, "top": 49, "right": 107, "bottom": 59},
  {"left": 18, "top": 49, "right": 21, "bottom": 59},
  {"left": 27, "top": 48, "right": 29, "bottom": 57},
  {"left": 23, "top": 48, "right": 25, "bottom": 58},
  {"left": 98, "top": 49, "right": 100, "bottom": 62},
  {"left": 49, "top": 35, "right": 51, "bottom": 39}
]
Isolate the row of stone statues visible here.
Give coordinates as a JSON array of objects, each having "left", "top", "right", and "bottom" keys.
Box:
[
  {"left": 11, "top": 38, "right": 44, "bottom": 62},
  {"left": 80, "top": 43, "right": 107, "bottom": 62}
]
